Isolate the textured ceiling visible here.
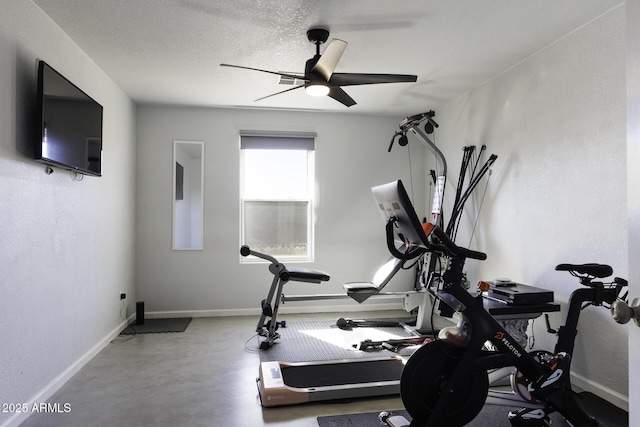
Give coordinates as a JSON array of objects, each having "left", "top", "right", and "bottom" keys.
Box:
[{"left": 32, "top": 0, "right": 622, "bottom": 116}]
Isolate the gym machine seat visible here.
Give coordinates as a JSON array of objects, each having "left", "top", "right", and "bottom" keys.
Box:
[{"left": 343, "top": 255, "right": 405, "bottom": 303}]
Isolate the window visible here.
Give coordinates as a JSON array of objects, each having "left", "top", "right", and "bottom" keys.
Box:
[{"left": 240, "top": 132, "right": 316, "bottom": 262}]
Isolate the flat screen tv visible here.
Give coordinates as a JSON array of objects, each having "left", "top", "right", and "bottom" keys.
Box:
[{"left": 35, "top": 60, "right": 103, "bottom": 176}]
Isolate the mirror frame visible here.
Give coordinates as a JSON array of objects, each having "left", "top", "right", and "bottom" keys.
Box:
[{"left": 172, "top": 140, "right": 204, "bottom": 250}]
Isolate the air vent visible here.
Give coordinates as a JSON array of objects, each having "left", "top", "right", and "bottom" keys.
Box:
[{"left": 278, "top": 73, "right": 304, "bottom": 86}]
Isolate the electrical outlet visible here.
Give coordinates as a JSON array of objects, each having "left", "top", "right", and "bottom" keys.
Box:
[{"left": 120, "top": 292, "right": 126, "bottom": 300}]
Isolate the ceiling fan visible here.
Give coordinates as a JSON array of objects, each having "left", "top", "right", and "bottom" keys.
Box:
[{"left": 220, "top": 27, "right": 418, "bottom": 107}]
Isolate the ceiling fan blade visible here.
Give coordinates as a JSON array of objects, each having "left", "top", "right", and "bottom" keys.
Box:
[
  {"left": 312, "top": 39, "right": 348, "bottom": 81},
  {"left": 329, "top": 73, "right": 417, "bottom": 87},
  {"left": 220, "top": 64, "right": 306, "bottom": 81},
  {"left": 328, "top": 86, "right": 356, "bottom": 107},
  {"left": 254, "top": 85, "right": 305, "bottom": 102}
]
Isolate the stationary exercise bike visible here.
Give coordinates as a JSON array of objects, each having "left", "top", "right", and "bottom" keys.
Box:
[{"left": 372, "top": 180, "right": 627, "bottom": 427}]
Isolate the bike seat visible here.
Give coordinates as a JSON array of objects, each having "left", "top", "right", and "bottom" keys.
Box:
[{"left": 555, "top": 263, "right": 612, "bottom": 278}]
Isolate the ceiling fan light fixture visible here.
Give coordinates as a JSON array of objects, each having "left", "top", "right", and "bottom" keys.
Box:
[{"left": 305, "top": 82, "right": 330, "bottom": 97}]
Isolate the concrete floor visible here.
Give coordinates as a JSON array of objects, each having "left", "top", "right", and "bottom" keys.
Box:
[{"left": 20, "top": 312, "right": 406, "bottom": 427}]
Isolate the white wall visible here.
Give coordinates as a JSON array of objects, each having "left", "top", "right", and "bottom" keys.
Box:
[
  {"left": 437, "top": 6, "right": 627, "bottom": 408},
  {"left": 0, "top": 1, "right": 136, "bottom": 426},
  {"left": 135, "top": 106, "right": 425, "bottom": 315},
  {"left": 626, "top": 0, "right": 640, "bottom": 424}
]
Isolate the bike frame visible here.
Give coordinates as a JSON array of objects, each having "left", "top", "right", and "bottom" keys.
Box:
[
  {"left": 424, "top": 256, "right": 543, "bottom": 423},
  {"left": 423, "top": 253, "right": 624, "bottom": 426},
  {"left": 373, "top": 180, "right": 625, "bottom": 427}
]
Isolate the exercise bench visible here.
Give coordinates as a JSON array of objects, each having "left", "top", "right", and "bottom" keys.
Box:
[{"left": 240, "top": 245, "right": 330, "bottom": 349}]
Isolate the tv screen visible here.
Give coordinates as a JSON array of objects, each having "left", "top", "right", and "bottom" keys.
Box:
[{"left": 36, "top": 60, "right": 103, "bottom": 176}]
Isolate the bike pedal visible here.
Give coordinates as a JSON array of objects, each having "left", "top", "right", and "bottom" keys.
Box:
[
  {"left": 529, "top": 352, "right": 571, "bottom": 400},
  {"left": 507, "top": 408, "right": 551, "bottom": 427}
]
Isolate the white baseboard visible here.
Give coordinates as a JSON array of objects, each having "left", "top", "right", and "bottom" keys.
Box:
[
  {"left": 1, "top": 315, "right": 135, "bottom": 427},
  {"left": 571, "top": 370, "right": 629, "bottom": 411},
  {"left": 145, "top": 301, "right": 404, "bottom": 319}
]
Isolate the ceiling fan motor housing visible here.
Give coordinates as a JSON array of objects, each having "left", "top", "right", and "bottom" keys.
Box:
[{"left": 307, "top": 27, "right": 330, "bottom": 45}]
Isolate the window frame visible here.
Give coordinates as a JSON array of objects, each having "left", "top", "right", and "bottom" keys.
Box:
[{"left": 239, "top": 132, "right": 316, "bottom": 263}]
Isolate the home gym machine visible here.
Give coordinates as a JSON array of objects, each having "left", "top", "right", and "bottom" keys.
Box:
[
  {"left": 385, "top": 110, "right": 498, "bottom": 330},
  {"left": 372, "top": 179, "right": 628, "bottom": 427}
]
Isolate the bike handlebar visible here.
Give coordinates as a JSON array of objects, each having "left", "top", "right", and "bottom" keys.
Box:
[{"left": 430, "top": 225, "right": 487, "bottom": 261}]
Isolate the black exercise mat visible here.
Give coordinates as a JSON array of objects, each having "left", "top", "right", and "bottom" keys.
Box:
[
  {"left": 318, "top": 393, "right": 628, "bottom": 427},
  {"left": 258, "top": 320, "right": 417, "bottom": 363},
  {"left": 318, "top": 410, "right": 410, "bottom": 427},
  {"left": 318, "top": 406, "right": 569, "bottom": 427},
  {"left": 577, "top": 392, "right": 628, "bottom": 427},
  {"left": 120, "top": 318, "right": 192, "bottom": 335}
]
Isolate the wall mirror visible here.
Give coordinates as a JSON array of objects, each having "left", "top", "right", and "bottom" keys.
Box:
[{"left": 173, "top": 140, "right": 204, "bottom": 250}]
